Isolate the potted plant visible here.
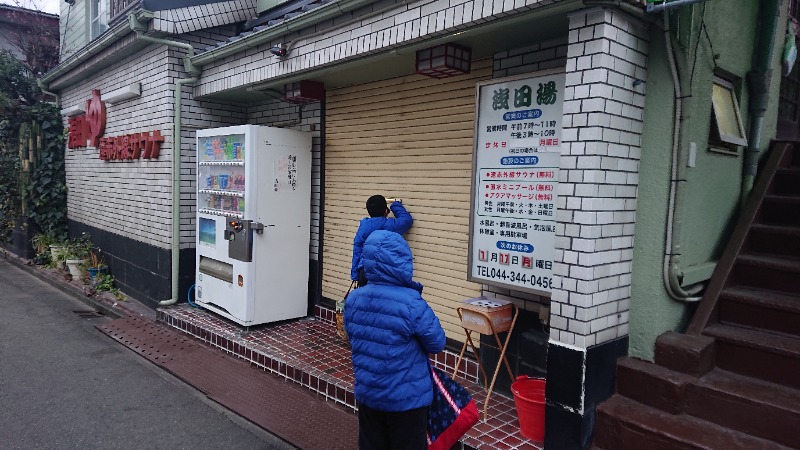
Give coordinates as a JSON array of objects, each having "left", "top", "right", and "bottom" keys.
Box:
[
  {"left": 84, "top": 250, "right": 108, "bottom": 284},
  {"left": 62, "top": 234, "right": 92, "bottom": 279},
  {"left": 31, "top": 232, "right": 57, "bottom": 265},
  {"left": 48, "top": 238, "right": 67, "bottom": 268}
]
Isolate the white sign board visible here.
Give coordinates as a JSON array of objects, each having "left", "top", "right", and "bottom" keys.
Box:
[{"left": 468, "top": 72, "right": 564, "bottom": 295}]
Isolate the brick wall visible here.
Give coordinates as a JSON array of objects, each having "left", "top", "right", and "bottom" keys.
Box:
[{"left": 549, "top": 7, "right": 648, "bottom": 349}]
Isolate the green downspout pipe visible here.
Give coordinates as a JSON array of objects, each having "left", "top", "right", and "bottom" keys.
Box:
[
  {"left": 742, "top": 0, "right": 781, "bottom": 204},
  {"left": 160, "top": 74, "right": 198, "bottom": 307},
  {"left": 36, "top": 80, "right": 59, "bottom": 105},
  {"left": 128, "top": 12, "right": 201, "bottom": 306}
]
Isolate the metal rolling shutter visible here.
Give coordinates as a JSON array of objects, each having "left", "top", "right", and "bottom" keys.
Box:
[{"left": 323, "top": 59, "right": 491, "bottom": 338}]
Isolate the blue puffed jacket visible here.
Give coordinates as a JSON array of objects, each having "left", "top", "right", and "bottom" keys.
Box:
[
  {"left": 350, "top": 201, "right": 413, "bottom": 281},
  {"left": 344, "top": 230, "right": 446, "bottom": 412}
]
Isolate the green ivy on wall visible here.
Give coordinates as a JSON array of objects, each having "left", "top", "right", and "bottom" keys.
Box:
[{"left": 0, "top": 50, "right": 67, "bottom": 242}]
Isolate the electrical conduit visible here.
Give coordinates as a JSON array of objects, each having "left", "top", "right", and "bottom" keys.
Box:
[
  {"left": 663, "top": 10, "right": 704, "bottom": 302},
  {"left": 662, "top": 0, "right": 783, "bottom": 302}
]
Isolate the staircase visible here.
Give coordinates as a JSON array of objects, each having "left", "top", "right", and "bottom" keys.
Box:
[{"left": 592, "top": 141, "right": 800, "bottom": 450}]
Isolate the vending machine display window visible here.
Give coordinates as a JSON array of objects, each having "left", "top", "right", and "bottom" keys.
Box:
[{"left": 199, "top": 217, "right": 216, "bottom": 247}]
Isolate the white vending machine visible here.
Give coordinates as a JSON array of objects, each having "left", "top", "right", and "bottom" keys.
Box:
[{"left": 194, "top": 125, "right": 312, "bottom": 326}]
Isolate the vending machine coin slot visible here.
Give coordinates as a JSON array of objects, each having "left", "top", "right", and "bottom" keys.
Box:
[{"left": 226, "top": 219, "right": 258, "bottom": 262}]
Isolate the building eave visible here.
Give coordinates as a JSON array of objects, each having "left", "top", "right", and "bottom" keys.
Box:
[
  {"left": 191, "top": 0, "right": 375, "bottom": 67},
  {"left": 39, "top": 10, "right": 156, "bottom": 90}
]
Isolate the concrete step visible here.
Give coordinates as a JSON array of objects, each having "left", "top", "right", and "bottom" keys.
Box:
[
  {"left": 614, "top": 357, "right": 695, "bottom": 414},
  {"left": 704, "top": 324, "right": 800, "bottom": 390},
  {"left": 760, "top": 195, "right": 800, "bottom": 226},
  {"left": 772, "top": 167, "right": 800, "bottom": 196},
  {"left": 593, "top": 395, "right": 790, "bottom": 450},
  {"left": 654, "top": 332, "right": 716, "bottom": 377},
  {"left": 686, "top": 369, "right": 800, "bottom": 448},
  {"left": 719, "top": 286, "right": 800, "bottom": 338},
  {"left": 746, "top": 223, "right": 800, "bottom": 257},
  {"left": 733, "top": 253, "right": 800, "bottom": 295}
]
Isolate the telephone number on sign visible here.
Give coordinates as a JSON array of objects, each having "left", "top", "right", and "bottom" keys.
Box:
[{"left": 475, "top": 265, "right": 553, "bottom": 290}]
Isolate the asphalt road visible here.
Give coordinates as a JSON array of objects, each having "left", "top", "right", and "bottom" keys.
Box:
[{"left": 0, "top": 258, "right": 295, "bottom": 450}]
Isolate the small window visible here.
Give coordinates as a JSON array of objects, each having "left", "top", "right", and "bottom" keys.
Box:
[
  {"left": 90, "top": 0, "right": 108, "bottom": 40},
  {"left": 710, "top": 76, "right": 747, "bottom": 148}
]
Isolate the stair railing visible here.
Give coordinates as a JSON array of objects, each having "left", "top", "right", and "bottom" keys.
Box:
[{"left": 686, "top": 141, "right": 795, "bottom": 335}]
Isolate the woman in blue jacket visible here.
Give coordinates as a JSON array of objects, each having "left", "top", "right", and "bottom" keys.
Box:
[{"left": 344, "top": 230, "right": 446, "bottom": 450}]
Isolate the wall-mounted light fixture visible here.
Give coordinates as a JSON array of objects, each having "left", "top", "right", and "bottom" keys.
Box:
[
  {"left": 60, "top": 104, "right": 85, "bottom": 117},
  {"left": 101, "top": 82, "right": 141, "bottom": 105},
  {"left": 64, "top": 0, "right": 75, "bottom": 4},
  {"left": 284, "top": 80, "right": 325, "bottom": 103},
  {"left": 270, "top": 45, "right": 288, "bottom": 58},
  {"left": 415, "top": 43, "right": 471, "bottom": 79}
]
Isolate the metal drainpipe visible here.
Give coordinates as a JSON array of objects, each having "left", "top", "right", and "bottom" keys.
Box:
[
  {"left": 741, "top": 0, "right": 781, "bottom": 205},
  {"left": 36, "top": 80, "right": 59, "bottom": 105},
  {"left": 159, "top": 74, "right": 198, "bottom": 306},
  {"left": 127, "top": 13, "right": 201, "bottom": 306}
]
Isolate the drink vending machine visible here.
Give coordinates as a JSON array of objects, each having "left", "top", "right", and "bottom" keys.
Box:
[{"left": 194, "top": 124, "right": 312, "bottom": 326}]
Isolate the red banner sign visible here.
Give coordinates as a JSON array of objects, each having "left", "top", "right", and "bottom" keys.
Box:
[{"left": 67, "top": 88, "right": 164, "bottom": 161}]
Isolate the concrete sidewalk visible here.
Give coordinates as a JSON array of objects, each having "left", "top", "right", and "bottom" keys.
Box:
[
  {"left": 1, "top": 250, "right": 359, "bottom": 450},
  {"left": 0, "top": 256, "right": 293, "bottom": 450}
]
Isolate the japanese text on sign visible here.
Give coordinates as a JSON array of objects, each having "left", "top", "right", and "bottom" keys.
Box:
[
  {"left": 274, "top": 155, "right": 298, "bottom": 192},
  {"left": 469, "top": 72, "right": 565, "bottom": 295},
  {"left": 66, "top": 89, "right": 164, "bottom": 162}
]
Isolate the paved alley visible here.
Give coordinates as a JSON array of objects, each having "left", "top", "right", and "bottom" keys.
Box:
[{"left": 0, "top": 258, "right": 294, "bottom": 450}]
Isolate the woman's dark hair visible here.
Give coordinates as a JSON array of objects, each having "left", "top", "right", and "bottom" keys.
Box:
[{"left": 366, "top": 195, "right": 388, "bottom": 217}]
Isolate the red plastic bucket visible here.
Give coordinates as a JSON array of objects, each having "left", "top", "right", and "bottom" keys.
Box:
[{"left": 511, "top": 376, "right": 546, "bottom": 442}]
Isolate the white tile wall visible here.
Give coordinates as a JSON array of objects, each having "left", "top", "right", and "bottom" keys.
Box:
[
  {"left": 546, "top": 7, "right": 648, "bottom": 349},
  {"left": 196, "top": 0, "right": 559, "bottom": 97},
  {"left": 486, "top": 8, "right": 647, "bottom": 350},
  {"left": 57, "top": 28, "right": 253, "bottom": 251},
  {"left": 153, "top": 1, "right": 257, "bottom": 35}
]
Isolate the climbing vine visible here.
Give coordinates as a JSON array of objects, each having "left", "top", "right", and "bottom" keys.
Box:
[{"left": 0, "top": 50, "right": 67, "bottom": 242}]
